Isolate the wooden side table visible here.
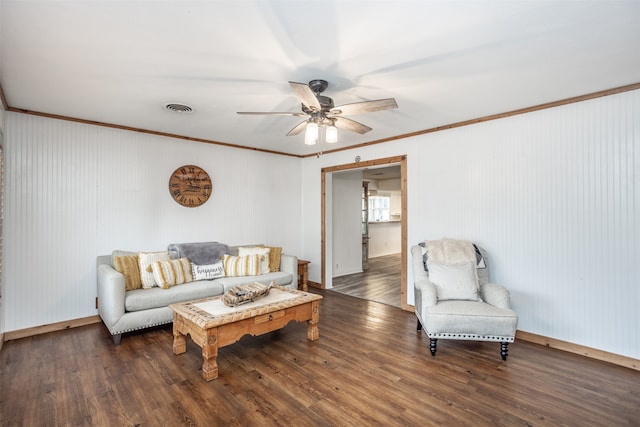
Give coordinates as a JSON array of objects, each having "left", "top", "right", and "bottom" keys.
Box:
[{"left": 297, "top": 259, "right": 310, "bottom": 292}]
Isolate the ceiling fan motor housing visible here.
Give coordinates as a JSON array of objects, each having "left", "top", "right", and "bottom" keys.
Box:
[
  {"left": 308, "top": 79, "right": 328, "bottom": 94},
  {"left": 302, "top": 95, "right": 334, "bottom": 114}
]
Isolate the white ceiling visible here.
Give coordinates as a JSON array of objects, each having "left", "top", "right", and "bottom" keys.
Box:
[{"left": 2, "top": 1, "right": 640, "bottom": 157}]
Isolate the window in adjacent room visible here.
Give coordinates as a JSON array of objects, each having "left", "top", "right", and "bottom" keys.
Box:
[{"left": 368, "top": 195, "right": 390, "bottom": 222}]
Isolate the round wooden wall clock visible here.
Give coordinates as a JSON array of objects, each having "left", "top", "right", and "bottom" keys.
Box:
[{"left": 168, "top": 165, "right": 212, "bottom": 207}]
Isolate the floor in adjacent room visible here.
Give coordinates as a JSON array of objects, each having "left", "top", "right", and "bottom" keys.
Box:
[{"left": 330, "top": 253, "right": 401, "bottom": 308}]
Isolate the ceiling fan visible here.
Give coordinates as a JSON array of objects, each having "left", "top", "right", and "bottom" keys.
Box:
[{"left": 237, "top": 79, "right": 398, "bottom": 145}]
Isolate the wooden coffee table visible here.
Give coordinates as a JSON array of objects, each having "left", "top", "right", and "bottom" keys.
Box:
[{"left": 169, "top": 285, "right": 322, "bottom": 381}]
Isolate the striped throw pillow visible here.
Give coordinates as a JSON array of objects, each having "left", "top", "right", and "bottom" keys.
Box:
[
  {"left": 222, "top": 254, "right": 260, "bottom": 277},
  {"left": 262, "top": 246, "right": 282, "bottom": 272},
  {"left": 238, "top": 246, "right": 271, "bottom": 274},
  {"left": 113, "top": 255, "right": 142, "bottom": 291},
  {"left": 151, "top": 257, "right": 193, "bottom": 289},
  {"left": 138, "top": 251, "right": 171, "bottom": 288}
]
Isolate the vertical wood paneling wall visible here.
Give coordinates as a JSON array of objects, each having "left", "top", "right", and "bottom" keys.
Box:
[
  {"left": 301, "top": 89, "right": 639, "bottom": 359},
  {"left": 3, "top": 89, "right": 638, "bottom": 359},
  {"left": 3, "top": 113, "right": 302, "bottom": 332}
]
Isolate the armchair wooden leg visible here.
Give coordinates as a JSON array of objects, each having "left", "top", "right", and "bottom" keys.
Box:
[
  {"left": 429, "top": 339, "right": 438, "bottom": 357},
  {"left": 500, "top": 342, "right": 509, "bottom": 361},
  {"left": 113, "top": 333, "right": 122, "bottom": 345},
  {"left": 416, "top": 318, "right": 422, "bottom": 331}
]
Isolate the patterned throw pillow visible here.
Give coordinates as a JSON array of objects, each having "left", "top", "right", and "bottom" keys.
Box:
[
  {"left": 191, "top": 261, "right": 225, "bottom": 281},
  {"left": 238, "top": 246, "right": 271, "bottom": 274},
  {"left": 138, "top": 251, "right": 171, "bottom": 289},
  {"left": 151, "top": 257, "right": 193, "bottom": 289},
  {"left": 113, "top": 255, "right": 142, "bottom": 291},
  {"left": 222, "top": 254, "right": 260, "bottom": 277},
  {"left": 262, "top": 246, "right": 282, "bottom": 272}
]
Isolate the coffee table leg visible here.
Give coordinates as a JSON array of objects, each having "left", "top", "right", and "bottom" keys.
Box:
[
  {"left": 307, "top": 300, "right": 320, "bottom": 341},
  {"left": 202, "top": 327, "right": 219, "bottom": 381},
  {"left": 173, "top": 316, "right": 187, "bottom": 355}
]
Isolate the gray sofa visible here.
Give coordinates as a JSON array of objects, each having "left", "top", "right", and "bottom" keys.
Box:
[{"left": 97, "top": 243, "right": 298, "bottom": 344}]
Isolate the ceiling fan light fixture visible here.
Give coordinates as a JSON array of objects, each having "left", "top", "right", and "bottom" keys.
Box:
[
  {"left": 326, "top": 123, "right": 338, "bottom": 143},
  {"left": 305, "top": 121, "right": 318, "bottom": 145}
]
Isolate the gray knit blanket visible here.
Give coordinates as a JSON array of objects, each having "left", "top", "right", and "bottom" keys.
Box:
[{"left": 167, "top": 242, "right": 230, "bottom": 265}]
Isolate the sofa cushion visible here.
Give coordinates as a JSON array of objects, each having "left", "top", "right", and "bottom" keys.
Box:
[
  {"left": 151, "top": 257, "right": 193, "bottom": 289},
  {"left": 427, "top": 261, "right": 479, "bottom": 301},
  {"left": 138, "top": 251, "right": 171, "bottom": 289},
  {"left": 238, "top": 246, "right": 271, "bottom": 274},
  {"left": 222, "top": 254, "right": 260, "bottom": 277},
  {"left": 113, "top": 255, "right": 142, "bottom": 291},
  {"left": 125, "top": 280, "right": 225, "bottom": 312},
  {"left": 425, "top": 300, "right": 518, "bottom": 337},
  {"left": 191, "top": 261, "right": 225, "bottom": 281}
]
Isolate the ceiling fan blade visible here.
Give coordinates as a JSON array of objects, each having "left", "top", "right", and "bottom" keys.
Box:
[
  {"left": 286, "top": 120, "right": 308, "bottom": 136},
  {"left": 330, "top": 98, "right": 398, "bottom": 116},
  {"left": 237, "top": 111, "right": 306, "bottom": 116},
  {"left": 334, "top": 117, "right": 372, "bottom": 134},
  {"left": 289, "top": 81, "right": 321, "bottom": 111}
]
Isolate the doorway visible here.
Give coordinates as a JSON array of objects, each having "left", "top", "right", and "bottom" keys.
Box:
[{"left": 321, "top": 155, "right": 411, "bottom": 311}]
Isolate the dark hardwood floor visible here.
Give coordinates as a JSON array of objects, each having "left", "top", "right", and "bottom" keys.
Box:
[
  {"left": 331, "top": 253, "right": 401, "bottom": 308},
  {"left": 2, "top": 289, "right": 639, "bottom": 426}
]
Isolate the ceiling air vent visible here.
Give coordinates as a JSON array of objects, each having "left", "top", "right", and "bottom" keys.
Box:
[{"left": 165, "top": 103, "right": 193, "bottom": 113}]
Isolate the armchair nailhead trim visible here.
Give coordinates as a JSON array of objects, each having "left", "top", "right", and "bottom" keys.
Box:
[{"left": 428, "top": 332, "right": 515, "bottom": 342}]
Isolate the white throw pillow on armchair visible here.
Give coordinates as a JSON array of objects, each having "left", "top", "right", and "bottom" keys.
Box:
[{"left": 426, "top": 261, "right": 479, "bottom": 301}]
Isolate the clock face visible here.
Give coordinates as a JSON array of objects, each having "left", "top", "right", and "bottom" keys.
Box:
[{"left": 169, "top": 165, "right": 212, "bottom": 207}]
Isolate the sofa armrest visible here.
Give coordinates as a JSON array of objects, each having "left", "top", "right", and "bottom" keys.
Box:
[
  {"left": 279, "top": 254, "right": 298, "bottom": 288},
  {"left": 97, "top": 263, "right": 126, "bottom": 330},
  {"left": 480, "top": 282, "right": 512, "bottom": 309}
]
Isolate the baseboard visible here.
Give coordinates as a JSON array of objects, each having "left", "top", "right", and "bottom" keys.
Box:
[
  {"left": 516, "top": 330, "right": 639, "bottom": 372},
  {"left": 0, "top": 333, "right": 4, "bottom": 352},
  {"left": 307, "top": 280, "right": 322, "bottom": 289},
  {"left": 3, "top": 315, "right": 101, "bottom": 341}
]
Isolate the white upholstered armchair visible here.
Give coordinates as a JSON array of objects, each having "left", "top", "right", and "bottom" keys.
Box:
[{"left": 412, "top": 239, "right": 518, "bottom": 360}]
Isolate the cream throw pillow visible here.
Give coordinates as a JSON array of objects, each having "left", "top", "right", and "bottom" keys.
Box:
[
  {"left": 191, "top": 261, "right": 225, "bottom": 281},
  {"left": 238, "top": 246, "right": 271, "bottom": 274},
  {"left": 427, "top": 261, "right": 479, "bottom": 301},
  {"left": 151, "top": 257, "right": 193, "bottom": 289},
  {"left": 222, "top": 254, "right": 260, "bottom": 277},
  {"left": 113, "top": 255, "right": 142, "bottom": 291},
  {"left": 138, "top": 251, "right": 171, "bottom": 289}
]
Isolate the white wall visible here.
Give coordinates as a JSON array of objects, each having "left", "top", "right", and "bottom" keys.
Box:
[
  {"left": 0, "top": 105, "right": 4, "bottom": 336},
  {"left": 2, "top": 113, "right": 302, "bottom": 332},
  {"left": 301, "top": 89, "right": 640, "bottom": 359},
  {"left": 331, "top": 170, "right": 362, "bottom": 277},
  {"left": 3, "top": 89, "right": 639, "bottom": 360}
]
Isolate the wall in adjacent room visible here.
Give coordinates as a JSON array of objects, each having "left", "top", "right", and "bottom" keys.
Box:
[
  {"left": 368, "top": 221, "right": 401, "bottom": 257},
  {"left": 331, "top": 170, "right": 363, "bottom": 277},
  {"left": 301, "top": 89, "right": 640, "bottom": 359},
  {"left": 2, "top": 113, "right": 303, "bottom": 332}
]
